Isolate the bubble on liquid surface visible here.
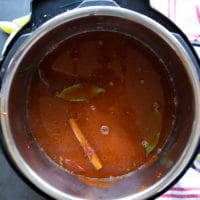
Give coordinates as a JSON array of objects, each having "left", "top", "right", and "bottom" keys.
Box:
[
  {"left": 141, "top": 140, "right": 148, "bottom": 148},
  {"left": 174, "top": 98, "right": 178, "bottom": 106},
  {"left": 90, "top": 105, "right": 96, "bottom": 111},
  {"left": 157, "top": 148, "right": 162, "bottom": 154},
  {"left": 152, "top": 101, "right": 161, "bottom": 112},
  {"left": 100, "top": 125, "right": 109, "bottom": 135}
]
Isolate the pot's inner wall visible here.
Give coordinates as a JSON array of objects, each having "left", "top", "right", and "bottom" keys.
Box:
[{"left": 7, "top": 15, "right": 195, "bottom": 199}]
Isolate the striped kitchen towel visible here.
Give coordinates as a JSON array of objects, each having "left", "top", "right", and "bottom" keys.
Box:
[
  {"left": 157, "top": 168, "right": 200, "bottom": 199},
  {"left": 151, "top": 0, "right": 200, "bottom": 199},
  {"left": 150, "top": 0, "right": 200, "bottom": 42}
]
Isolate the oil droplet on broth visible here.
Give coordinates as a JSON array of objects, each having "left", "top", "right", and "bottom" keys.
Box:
[
  {"left": 109, "top": 81, "right": 114, "bottom": 86},
  {"left": 140, "top": 79, "right": 144, "bottom": 84},
  {"left": 98, "top": 40, "right": 103, "bottom": 46},
  {"left": 138, "top": 67, "right": 142, "bottom": 72}
]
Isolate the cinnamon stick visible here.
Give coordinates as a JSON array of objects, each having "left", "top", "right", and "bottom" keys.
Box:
[{"left": 68, "top": 118, "right": 102, "bottom": 170}]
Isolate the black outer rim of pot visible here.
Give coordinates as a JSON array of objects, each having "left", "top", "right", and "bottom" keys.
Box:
[{"left": 0, "top": 130, "right": 54, "bottom": 200}]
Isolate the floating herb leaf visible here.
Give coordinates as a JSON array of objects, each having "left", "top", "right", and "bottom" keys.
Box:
[
  {"left": 56, "top": 83, "right": 105, "bottom": 102},
  {"left": 38, "top": 68, "right": 49, "bottom": 87},
  {"left": 145, "top": 132, "right": 160, "bottom": 156}
]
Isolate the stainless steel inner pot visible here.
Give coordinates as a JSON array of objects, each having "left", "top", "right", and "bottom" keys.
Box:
[{"left": 1, "top": 4, "right": 200, "bottom": 200}]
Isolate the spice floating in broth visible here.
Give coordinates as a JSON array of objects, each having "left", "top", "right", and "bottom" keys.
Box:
[
  {"left": 56, "top": 83, "right": 105, "bottom": 102},
  {"left": 68, "top": 118, "right": 102, "bottom": 170}
]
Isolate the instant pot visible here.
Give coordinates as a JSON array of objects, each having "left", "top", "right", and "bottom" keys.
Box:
[{"left": 0, "top": 0, "right": 200, "bottom": 199}]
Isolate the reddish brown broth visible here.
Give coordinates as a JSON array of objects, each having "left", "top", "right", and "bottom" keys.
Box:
[{"left": 27, "top": 31, "right": 175, "bottom": 178}]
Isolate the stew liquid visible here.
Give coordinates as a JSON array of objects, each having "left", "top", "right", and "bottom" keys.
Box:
[{"left": 27, "top": 31, "right": 175, "bottom": 178}]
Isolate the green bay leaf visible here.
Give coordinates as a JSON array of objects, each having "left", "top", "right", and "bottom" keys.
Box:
[
  {"left": 145, "top": 132, "right": 160, "bottom": 156},
  {"left": 56, "top": 83, "right": 105, "bottom": 102}
]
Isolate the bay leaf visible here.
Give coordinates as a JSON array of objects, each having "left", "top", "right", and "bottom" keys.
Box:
[
  {"left": 56, "top": 83, "right": 105, "bottom": 102},
  {"left": 38, "top": 68, "right": 49, "bottom": 87},
  {"left": 145, "top": 132, "right": 160, "bottom": 156}
]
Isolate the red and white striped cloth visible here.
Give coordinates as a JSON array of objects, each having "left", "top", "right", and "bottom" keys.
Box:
[
  {"left": 150, "top": 1, "right": 200, "bottom": 199},
  {"left": 150, "top": 0, "right": 200, "bottom": 43},
  {"left": 157, "top": 168, "right": 200, "bottom": 199}
]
